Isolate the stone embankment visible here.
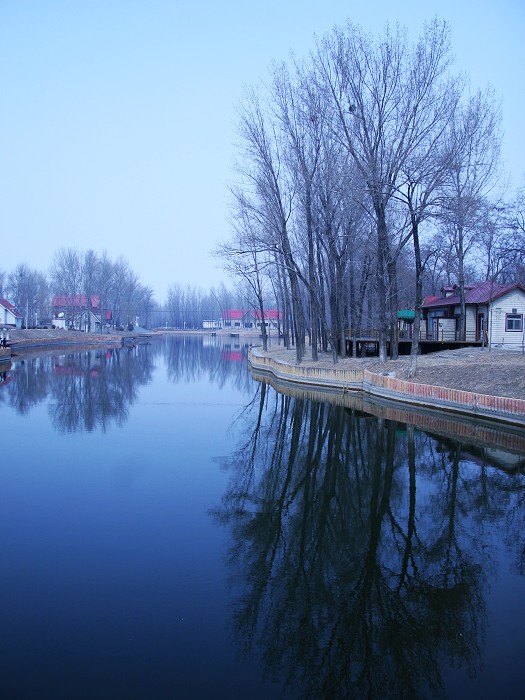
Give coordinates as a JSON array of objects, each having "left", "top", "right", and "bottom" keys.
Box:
[
  {"left": 248, "top": 347, "right": 525, "bottom": 427},
  {"left": 7, "top": 328, "right": 123, "bottom": 351}
]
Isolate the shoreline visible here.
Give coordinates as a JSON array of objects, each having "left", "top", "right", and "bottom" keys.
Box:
[
  {"left": 248, "top": 347, "right": 525, "bottom": 428},
  {"left": 4, "top": 329, "right": 524, "bottom": 427}
]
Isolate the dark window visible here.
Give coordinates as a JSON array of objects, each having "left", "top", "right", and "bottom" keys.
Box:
[{"left": 506, "top": 314, "right": 523, "bottom": 332}]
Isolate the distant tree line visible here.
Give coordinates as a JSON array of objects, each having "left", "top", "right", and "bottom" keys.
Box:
[
  {"left": 0, "top": 249, "right": 155, "bottom": 330},
  {"left": 0, "top": 248, "right": 244, "bottom": 331},
  {"left": 218, "top": 18, "right": 525, "bottom": 366}
]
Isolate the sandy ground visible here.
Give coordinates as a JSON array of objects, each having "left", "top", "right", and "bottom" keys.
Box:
[{"left": 257, "top": 345, "right": 525, "bottom": 400}]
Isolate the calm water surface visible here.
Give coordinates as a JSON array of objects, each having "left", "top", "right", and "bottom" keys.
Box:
[{"left": 0, "top": 335, "right": 524, "bottom": 699}]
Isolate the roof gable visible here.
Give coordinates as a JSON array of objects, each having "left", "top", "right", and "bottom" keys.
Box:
[
  {"left": 0, "top": 297, "right": 23, "bottom": 318},
  {"left": 0, "top": 297, "right": 15, "bottom": 312}
]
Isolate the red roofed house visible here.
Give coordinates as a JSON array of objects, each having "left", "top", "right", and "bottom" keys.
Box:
[
  {"left": 422, "top": 282, "right": 525, "bottom": 348},
  {"left": 0, "top": 298, "right": 23, "bottom": 328},
  {"left": 221, "top": 309, "right": 282, "bottom": 331},
  {"left": 244, "top": 309, "right": 282, "bottom": 332},
  {"left": 52, "top": 295, "right": 112, "bottom": 332},
  {"left": 221, "top": 309, "right": 245, "bottom": 329}
]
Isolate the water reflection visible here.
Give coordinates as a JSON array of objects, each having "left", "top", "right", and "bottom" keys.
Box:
[
  {"left": 215, "top": 383, "right": 525, "bottom": 698},
  {"left": 163, "top": 335, "right": 253, "bottom": 393},
  {"left": 0, "top": 336, "right": 253, "bottom": 432}
]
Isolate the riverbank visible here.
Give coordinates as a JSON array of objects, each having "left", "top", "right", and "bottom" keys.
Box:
[
  {"left": 248, "top": 345, "right": 525, "bottom": 426},
  {"left": 6, "top": 328, "right": 158, "bottom": 353}
]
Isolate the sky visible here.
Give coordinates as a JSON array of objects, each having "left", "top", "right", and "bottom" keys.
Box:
[{"left": 1, "top": 0, "right": 523, "bottom": 303}]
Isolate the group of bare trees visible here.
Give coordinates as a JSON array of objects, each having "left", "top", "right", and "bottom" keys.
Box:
[
  {"left": 221, "top": 19, "right": 523, "bottom": 366},
  {"left": 49, "top": 248, "right": 156, "bottom": 331},
  {"left": 164, "top": 282, "right": 252, "bottom": 329},
  {"left": 1, "top": 249, "right": 155, "bottom": 330},
  {"left": 1, "top": 251, "right": 245, "bottom": 332},
  {"left": 0, "top": 264, "right": 48, "bottom": 325}
]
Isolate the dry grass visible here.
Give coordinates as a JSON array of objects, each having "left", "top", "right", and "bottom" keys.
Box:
[{"left": 259, "top": 345, "right": 525, "bottom": 400}]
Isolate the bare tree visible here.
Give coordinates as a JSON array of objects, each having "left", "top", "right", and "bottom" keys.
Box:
[
  {"left": 317, "top": 19, "right": 457, "bottom": 362},
  {"left": 235, "top": 87, "right": 306, "bottom": 362},
  {"left": 6, "top": 264, "right": 48, "bottom": 326},
  {"left": 81, "top": 249, "right": 100, "bottom": 331},
  {"left": 216, "top": 199, "right": 274, "bottom": 350},
  {"left": 438, "top": 88, "right": 502, "bottom": 340},
  {"left": 50, "top": 247, "right": 82, "bottom": 326}
]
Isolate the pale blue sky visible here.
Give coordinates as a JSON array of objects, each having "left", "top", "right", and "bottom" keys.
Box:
[{"left": 1, "top": 0, "right": 523, "bottom": 301}]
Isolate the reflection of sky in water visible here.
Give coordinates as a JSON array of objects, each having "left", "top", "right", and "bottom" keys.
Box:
[{"left": 0, "top": 336, "right": 524, "bottom": 698}]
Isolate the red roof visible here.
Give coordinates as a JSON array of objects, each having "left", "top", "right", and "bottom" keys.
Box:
[
  {"left": 223, "top": 309, "right": 281, "bottom": 320},
  {"left": 0, "top": 298, "right": 23, "bottom": 318},
  {"left": 53, "top": 295, "right": 101, "bottom": 310},
  {"left": 250, "top": 309, "right": 282, "bottom": 320},
  {"left": 423, "top": 282, "right": 525, "bottom": 309},
  {"left": 223, "top": 309, "right": 244, "bottom": 320}
]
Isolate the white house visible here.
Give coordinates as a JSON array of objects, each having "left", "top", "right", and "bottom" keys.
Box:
[
  {"left": 0, "top": 298, "right": 23, "bottom": 328},
  {"left": 52, "top": 295, "right": 111, "bottom": 332},
  {"left": 422, "top": 282, "right": 525, "bottom": 349}
]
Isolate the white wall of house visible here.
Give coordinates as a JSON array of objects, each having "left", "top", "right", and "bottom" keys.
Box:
[
  {"left": 489, "top": 290, "right": 525, "bottom": 349},
  {"left": 426, "top": 305, "right": 486, "bottom": 341},
  {"left": 465, "top": 306, "right": 480, "bottom": 341},
  {"left": 1, "top": 305, "right": 17, "bottom": 326}
]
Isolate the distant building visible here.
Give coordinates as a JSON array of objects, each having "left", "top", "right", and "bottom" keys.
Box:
[
  {"left": 221, "top": 309, "right": 245, "bottom": 329},
  {"left": 0, "top": 298, "right": 23, "bottom": 328},
  {"left": 52, "top": 295, "right": 112, "bottom": 332},
  {"left": 221, "top": 309, "right": 282, "bottom": 331}
]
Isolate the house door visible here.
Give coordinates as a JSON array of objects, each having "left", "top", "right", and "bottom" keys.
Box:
[
  {"left": 476, "top": 313, "right": 485, "bottom": 342},
  {"left": 432, "top": 319, "right": 439, "bottom": 341}
]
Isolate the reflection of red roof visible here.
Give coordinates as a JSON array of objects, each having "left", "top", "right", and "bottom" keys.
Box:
[
  {"left": 53, "top": 364, "right": 101, "bottom": 377},
  {"left": 222, "top": 351, "right": 243, "bottom": 362}
]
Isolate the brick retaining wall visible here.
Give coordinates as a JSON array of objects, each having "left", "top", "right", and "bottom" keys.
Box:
[{"left": 249, "top": 349, "right": 525, "bottom": 427}]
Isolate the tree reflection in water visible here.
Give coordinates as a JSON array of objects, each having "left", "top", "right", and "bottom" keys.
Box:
[
  {"left": 0, "top": 336, "right": 254, "bottom": 433},
  {"left": 215, "top": 383, "right": 525, "bottom": 699},
  {"left": 2, "top": 344, "right": 157, "bottom": 432}
]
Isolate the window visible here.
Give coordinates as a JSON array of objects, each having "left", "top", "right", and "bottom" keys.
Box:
[{"left": 506, "top": 313, "right": 523, "bottom": 332}]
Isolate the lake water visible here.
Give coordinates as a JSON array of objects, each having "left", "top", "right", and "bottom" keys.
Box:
[{"left": 1, "top": 335, "right": 524, "bottom": 699}]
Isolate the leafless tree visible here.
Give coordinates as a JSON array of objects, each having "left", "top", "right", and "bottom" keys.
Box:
[
  {"left": 50, "top": 247, "right": 83, "bottom": 325},
  {"left": 438, "top": 88, "right": 502, "bottom": 339},
  {"left": 317, "top": 19, "right": 459, "bottom": 361},
  {"left": 6, "top": 264, "right": 48, "bottom": 326},
  {"left": 216, "top": 199, "right": 274, "bottom": 350},
  {"left": 235, "top": 87, "right": 306, "bottom": 362}
]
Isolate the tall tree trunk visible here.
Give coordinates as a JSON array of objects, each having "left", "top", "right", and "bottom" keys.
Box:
[
  {"left": 408, "top": 220, "right": 423, "bottom": 378},
  {"left": 315, "top": 236, "right": 329, "bottom": 353},
  {"left": 387, "top": 255, "right": 399, "bottom": 360},
  {"left": 457, "top": 225, "right": 466, "bottom": 341},
  {"left": 375, "top": 203, "right": 389, "bottom": 363},
  {"left": 306, "top": 198, "right": 318, "bottom": 362}
]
